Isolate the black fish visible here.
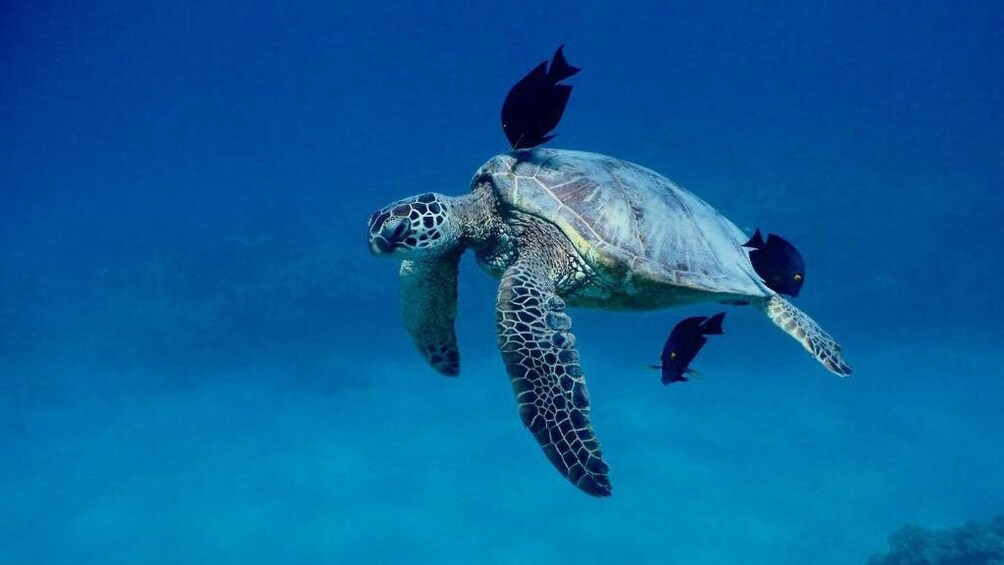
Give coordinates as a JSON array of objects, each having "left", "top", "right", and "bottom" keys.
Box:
[
  {"left": 501, "top": 45, "right": 580, "bottom": 150},
  {"left": 653, "top": 312, "right": 726, "bottom": 384},
  {"left": 742, "top": 229, "right": 805, "bottom": 297}
]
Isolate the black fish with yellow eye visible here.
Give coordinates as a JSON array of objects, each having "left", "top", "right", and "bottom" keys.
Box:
[
  {"left": 742, "top": 229, "right": 805, "bottom": 297},
  {"left": 501, "top": 45, "right": 580, "bottom": 150},
  {"left": 653, "top": 312, "right": 726, "bottom": 384}
]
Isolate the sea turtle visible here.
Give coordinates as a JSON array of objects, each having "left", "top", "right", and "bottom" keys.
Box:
[{"left": 367, "top": 148, "right": 851, "bottom": 497}]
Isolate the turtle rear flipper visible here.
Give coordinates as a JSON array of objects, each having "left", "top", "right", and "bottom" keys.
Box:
[
  {"left": 761, "top": 295, "right": 851, "bottom": 376},
  {"left": 400, "top": 256, "right": 461, "bottom": 376},
  {"left": 497, "top": 250, "right": 611, "bottom": 497}
]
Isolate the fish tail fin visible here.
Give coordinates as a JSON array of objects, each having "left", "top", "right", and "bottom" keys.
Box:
[
  {"left": 701, "top": 312, "right": 726, "bottom": 335},
  {"left": 548, "top": 45, "right": 580, "bottom": 82},
  {"left": 742, "top": 228, "right": 764, "bottom": 249}
]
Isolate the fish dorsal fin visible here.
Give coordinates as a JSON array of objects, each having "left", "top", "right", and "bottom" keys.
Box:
[
  {"left": 525, "top": 61, "right": 549, "bottom": 83},
  {"left": 765, "top": 232, "right": 795, "bottom": 251}
]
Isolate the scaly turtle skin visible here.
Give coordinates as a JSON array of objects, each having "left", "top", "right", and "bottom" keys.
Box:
[{"left": 367, "top": 148, "right": 851, "bottom": 497}]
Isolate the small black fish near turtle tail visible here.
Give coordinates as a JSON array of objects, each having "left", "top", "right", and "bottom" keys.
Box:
[{"left": 655, "top": 312, "right": 726, "bottom": 385}]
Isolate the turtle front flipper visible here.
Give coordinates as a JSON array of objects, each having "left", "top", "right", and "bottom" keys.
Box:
[
  {"left": 400, "top": 256, "right": 461, "bottom": 376},
  {"left": 496, "top": 255, "right": 611, "bottom": 497},
  {"left": 761, "top": 295, "right": 852, "bottom": 376}
]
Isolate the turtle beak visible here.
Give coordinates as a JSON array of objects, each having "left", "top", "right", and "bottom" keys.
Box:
[
  {"left": 369, "top": 236, "right": 392, "bottom": 255},
  {"left": 369, "top": 216, "right": 410, "bottom": 256}
]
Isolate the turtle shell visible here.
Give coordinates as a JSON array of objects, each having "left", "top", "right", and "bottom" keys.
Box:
[{"left": 473, "top": 148, "right": 770, "bottom": 297}]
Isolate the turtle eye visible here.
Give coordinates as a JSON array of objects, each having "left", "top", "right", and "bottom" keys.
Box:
[{"left": 670, "top": 352, "right": 677, "bottom": 359}]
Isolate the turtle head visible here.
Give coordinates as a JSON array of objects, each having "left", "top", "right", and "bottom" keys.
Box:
[{"left": 368, "top": 192, "right": 461, "bottom": 258}]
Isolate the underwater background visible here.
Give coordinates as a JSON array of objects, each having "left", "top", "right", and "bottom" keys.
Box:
[{"left": 2, "top": 1, "right": 1003, "bottom": 563}]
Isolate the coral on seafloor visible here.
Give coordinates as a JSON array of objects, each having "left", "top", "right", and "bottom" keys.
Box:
[{"left": 869, "top": 515, "right": 1004, "bottom": 564}]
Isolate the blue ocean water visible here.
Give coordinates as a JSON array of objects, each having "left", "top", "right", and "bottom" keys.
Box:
[{"left": 2, "top": 1, "right": 1002, "bottom": 563}]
